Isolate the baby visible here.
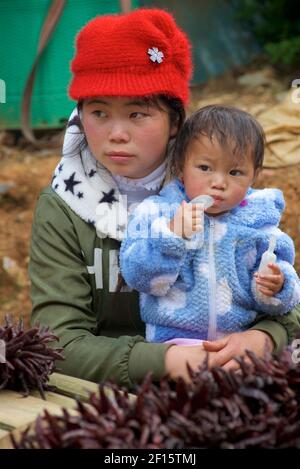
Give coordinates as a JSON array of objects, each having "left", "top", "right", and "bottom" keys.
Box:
[{"left": 120, "top": 105, "right": 300, "bottom": 343}]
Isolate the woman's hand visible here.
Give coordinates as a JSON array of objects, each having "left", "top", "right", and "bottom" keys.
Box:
[
  {"left": 164, "top": 330, "right": 275, "bottom": 382},
  {"left": 202, "top": 329, "right": 275, "bottom": 372},
  {"left": 165, "top": 345, "right": 209, "bottom": 382}
]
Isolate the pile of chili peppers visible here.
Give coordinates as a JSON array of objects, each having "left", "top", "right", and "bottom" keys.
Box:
[
  {"left": 13, "top": 346, "right": 300, "bottom": 448},
  {"left": 0, "top": 316, "right": 64, "bottom": 398}
]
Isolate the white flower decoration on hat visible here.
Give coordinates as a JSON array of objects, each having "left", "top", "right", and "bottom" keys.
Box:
[{"left": 148, "top": 47, "right": 164, "bottom": 63}]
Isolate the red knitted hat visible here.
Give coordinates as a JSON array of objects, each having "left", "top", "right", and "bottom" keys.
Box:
[{"left": 69, "top": 8, "right": 192, "bottom": 106}]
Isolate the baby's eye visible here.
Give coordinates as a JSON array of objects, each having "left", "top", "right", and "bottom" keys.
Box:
[
  {"left": 230, "top": 169, "right": 243, "bottom": 176},
  {"left": 92, "top": 110, "right": 106, "bottom": 118},
  {"left": 198, "top": 165, "right": 210, "bottom": 172}
]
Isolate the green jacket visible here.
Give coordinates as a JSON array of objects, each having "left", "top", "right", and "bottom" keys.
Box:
[{"left": 29, "top": 187, "right": 300, "bottom": 389}]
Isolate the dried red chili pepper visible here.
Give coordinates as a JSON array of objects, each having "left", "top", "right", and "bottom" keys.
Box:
[{"left": 0, "top": 315, "right": 64, "bottom": 398}]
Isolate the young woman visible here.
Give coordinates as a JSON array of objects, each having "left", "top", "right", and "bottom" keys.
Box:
[{"left": 29, "top": 9, "right": 300, "bottom": 387}]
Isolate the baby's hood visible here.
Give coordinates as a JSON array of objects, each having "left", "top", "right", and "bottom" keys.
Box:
[{"left": 229, "top": 187, "right": 285, "bottom": 228}]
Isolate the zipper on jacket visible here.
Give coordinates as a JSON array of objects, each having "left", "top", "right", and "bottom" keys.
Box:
[{"left": 207, "top": 217, "right": 217, "bottom": 341}]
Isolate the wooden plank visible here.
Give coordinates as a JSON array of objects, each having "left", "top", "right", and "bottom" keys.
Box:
[
  {"left": 0, "top": 373, "right": 137, "bottom": 449},
  {"left": 0, "top": 429, "right": 9, "bottom": 441},
  {"left": 30, "top": 390, "right": 77, "bottom": 409},
  {"left": 48, "top": 372, "right": 136, "bottom": 402},
  {"left": 0, "top": 432, "right": 13, "bottom": 449},
  {"left": 48, "top": 373, "right": 99, "bottom": 401},
  {"left": 0, "top": 422, "right": 35, "bottom": 449},
  {"left": 0, "top": 390, "right": 74, "bottom": 430}
]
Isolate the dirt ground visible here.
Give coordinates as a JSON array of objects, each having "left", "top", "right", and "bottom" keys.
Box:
[{"left": 1, "top": 67, "right": 299, "bottom": 326}]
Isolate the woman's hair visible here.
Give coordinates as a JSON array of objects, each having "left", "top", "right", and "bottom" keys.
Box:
[{"left": 172, "top": 104, "right": 266, "bottom": 175}]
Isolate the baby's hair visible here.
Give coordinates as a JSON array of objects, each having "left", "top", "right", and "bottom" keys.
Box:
[{"left": 173, "top": 104, "right": 265, "bottom": 174}]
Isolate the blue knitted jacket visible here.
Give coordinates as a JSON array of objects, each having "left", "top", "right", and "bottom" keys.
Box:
[{"left": 120, "top": 179, "right": 300, "bottom": 342}]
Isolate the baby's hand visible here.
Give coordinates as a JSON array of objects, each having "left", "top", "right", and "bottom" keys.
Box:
[
  {"left": 254, "top": 263, "right": 284, "bottom": 296},
  {"left": 168, "top": 200, "right": 204, "bottom": 239}
]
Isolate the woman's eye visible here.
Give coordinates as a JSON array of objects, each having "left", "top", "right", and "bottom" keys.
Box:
[
  {"left": 130, "top": 111, "right": 149, "bottom": 119},
  {"left": 92, "top": 110, "right": 106, "bottom": 118},
  {"left": 198, "top": 165, "right": 210, "bottom": 172},
  {"left": 230, "top": 169, "right": 243, "bottom": 176},
  {"left": 130, "top": 111, "right": 147, "bottom": 119}
]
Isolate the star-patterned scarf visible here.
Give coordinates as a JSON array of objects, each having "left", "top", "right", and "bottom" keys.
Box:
[{"left": 51, "top": 107, "right": 129, "bottom": 240}]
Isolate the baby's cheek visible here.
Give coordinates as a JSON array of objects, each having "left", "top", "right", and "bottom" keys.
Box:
[
  {"left": 186, "top": 178, "right": 208, "bottom": 200},
  {"left": 231, "top": 185, "right": 249, "bottom": 206}
]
